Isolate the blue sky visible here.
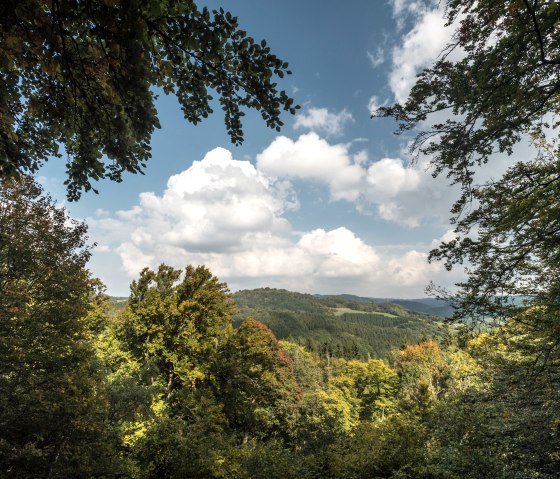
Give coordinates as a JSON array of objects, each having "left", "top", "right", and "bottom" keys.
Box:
[{"left": 39, "top": 0, "right": 470, "bottom": 297}]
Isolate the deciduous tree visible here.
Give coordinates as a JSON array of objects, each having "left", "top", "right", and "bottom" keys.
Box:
[
  {"left": 0, "top": 176, "right": 121, "bottom": 477},
  {"left": 118, "top": 263, "right": 235, "bottom": 404},
  {"left": 1, "top": 0, "right": 298, "bottom": 199},
  {"left": 379, "top": 1, "right": 560, "bottom": 333}
]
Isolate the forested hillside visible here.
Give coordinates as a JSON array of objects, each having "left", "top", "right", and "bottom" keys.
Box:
[
  {"left": 233, "top": 288, "right": 443, "bottom": 360},
  {"left": 330, "top": 294, "right": 455, "bottom": 318}
]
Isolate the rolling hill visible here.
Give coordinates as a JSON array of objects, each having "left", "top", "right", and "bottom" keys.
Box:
[{"left": 233, "top": 288, "right": 445, "bottom": 361}]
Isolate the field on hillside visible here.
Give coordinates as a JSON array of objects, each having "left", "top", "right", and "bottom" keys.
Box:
[{"left": 233, "top": 288, "right": 443, "bottom": 360}]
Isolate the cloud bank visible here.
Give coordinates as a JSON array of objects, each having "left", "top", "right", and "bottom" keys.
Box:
[
  {"left": 89, "top": 144, "right": 457, "bottom": 297},
  {"left": 257, "top": 133, "right": 454, "bottom": 226}
]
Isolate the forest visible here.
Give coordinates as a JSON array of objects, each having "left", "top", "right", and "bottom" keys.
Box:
[
  {"left": 2, "top": 0, "right": 560, "bottom": 477},
  {"left": 0, "top": 177, "right": 558, "bottom": 478},
  {"left": 232, "top": 288, "right": 445, "bottom": 360}
]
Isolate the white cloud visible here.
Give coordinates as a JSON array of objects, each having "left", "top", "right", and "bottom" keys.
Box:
[
  {"left": 366, "top": 158, "right": 421, "bottom": 198},
  {"left": 88, "top": 147, "right": 297, "bottom": 278},
  {"left": 387, "top": 0, "right": 467, "bottom": 104},
  {"left": 294, "top": 107, "right": 354, "bottom": 136},
  {"left": 360, "top": 157, "right": 454, "bottom": 227},
  {"left": 132, "top": 147, "right": 295, "bottom": 253},
  {"left": 367, "top": 47, "right": 385, "bottom": 68},
  {"left": 367, "top": 96, "right": 387, "bottom": 116},
  {"left": 257, "top": 133, "right": 364, "bottom": 202},
  {"left": 390, "top": 0, "right": 439, "bottom": 29},
  {"left": 116, "top": 242, "right": 155, "bottom": 277},
  {"left": 86, "top": 145, "right": 461, "bottom": 297},
  {"left": 390, "top": 8, "right": 453, "bottom": 103},
  {"left": 387, "top": 250, "right": 436, "bottom": 286},
  {"left": 93, "top": 244, "right": 111, "bottom": 253},
  {"left": 257, "top": 133, "right": 454, "bottom": 227},
  {"left": 430, "top": 228, "right": 457, "bottom": 250},
  {"left": 298, "top": 228, "right": 380, "bottom": 278}
]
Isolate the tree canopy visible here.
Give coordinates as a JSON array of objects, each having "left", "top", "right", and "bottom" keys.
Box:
[
  {"left": 1, "top": 178, "right": 556, "bottom": 477},
  {"left": 0, "top": 0, "right": 298, "bottom": 199},
  {"left": 0, "top": 177, "right": 122, "bottom": 477},
  {"left": 378, "top": 0, "right": 560, "bottom": 329}
]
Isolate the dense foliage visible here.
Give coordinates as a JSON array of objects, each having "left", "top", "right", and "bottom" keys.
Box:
[
  {"left": 0, "top": 0, "right": 297, "bottom": 199},
  {"left": 1, "top": 178, "right": 558, "bottom": 477},
  {"left": 0, "top": 178, "right": 123, "bottom": 477},
  {"left": 373, "top": 1, "right": 560, "bottom": 475},
  {"left": 4, "top": 1, "right": 560, "bottom": 474},
  {"left": 233, "top": 288, "right": 443, "bottom": 360}
]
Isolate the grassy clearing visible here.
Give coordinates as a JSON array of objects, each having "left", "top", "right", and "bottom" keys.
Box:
[{"left": 332, "top": 307, "right": 397, "bottom": 318}]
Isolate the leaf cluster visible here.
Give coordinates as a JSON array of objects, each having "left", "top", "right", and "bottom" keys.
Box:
[{"left": 0, "top": 0, "right": 299, "bottom": 199}]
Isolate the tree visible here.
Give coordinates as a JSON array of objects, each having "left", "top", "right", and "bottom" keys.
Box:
[
  {"left": 1, "top": 0, "right": 298, "bottom": 200},
  {"left": 465, "top": 319, "right": 560, "bottom": 477},
  {"left": 325, "top": 416, "right": 432, "bottom": 479},
  {"left": 331, "top": 359, "right": 398, "bottom": 421},
  {"left": 118, "top": 263, "right": 236, "bottom": 405},
  {"left": 379, "top": 0, "right": 560, "bottom": 204},
  {"left": 427, "top": 144, "right": 560, "bottom": 328},
  {"left": 0, "top": 176, "right": 122, "bottom": 477},
  {"left": 378, "top": 1, "right": 560, "bottom": 327},
  {"left": 212, "top": 319, "right": 302, "bottom": 443},
  {"left": 396, "top": 340, "right": 447, "bottom": 417}
]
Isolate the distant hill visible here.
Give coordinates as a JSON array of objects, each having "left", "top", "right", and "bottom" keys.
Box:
[
  {"left": 327, "top": 294, "right": 455, "bottom": 318},
  {"left": 233, "top": 288, "right": 445, "bottom": 361},
  {"left": 107, "top": 296, "right": 128, "bottom": 315}
]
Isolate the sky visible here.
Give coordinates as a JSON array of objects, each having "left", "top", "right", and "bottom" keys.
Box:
[{"left": 38, "top": 0, "right": 474, "bottom": 298}]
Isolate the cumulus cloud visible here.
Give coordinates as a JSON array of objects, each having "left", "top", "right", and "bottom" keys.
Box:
[
  {"left": 387, "top": 0, "right": 467, "bottom": 104},
  {"left": 298, "top": 228, "right": 380, "bottom": 278},
  {"left": 363, "top": 156, "right": 458, "bottom": 227},
  {"left": 257, "top": 133, "right": 364, "bottom": 202},
  {"left": 294, "top": 107, "right": 354, "bottom": 136},
  {"left": 133, "top": 147, "right": 295, "bottom": 252},
  {"left": 86, "top": 145, "right": 459, "bottom": 297},
  {"left": 366, "top": 158, "right": 422, "bottom": 198},
  {"left": 257, "top": 133, "right": 454, "bottom": 226},
  {"left": 88, "top": 147, "right": 296, "bottom": 277}
]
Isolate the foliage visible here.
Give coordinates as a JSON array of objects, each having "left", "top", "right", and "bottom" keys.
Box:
[
  {"left": 1, "top": 178, "right": 555, "bottom": 478},
  {"left": 119, "top": 264, "right": 235, "bottom": 401},
  {"left": 0, "top": 0, "right": 298, "bottom": 199},
  {"left": 378, "top": 0, "right": 560, "bottom": 208},
  {"left": 396, "top": 340, "right": 447, "bottom": 413},
  {"left": 233, "top": 288, "right": 443, "bottom": 360},
  {"left": 326, "top": 417, "right": 431, "bottom": 479},
  {"left": 0, "top": 177, "right": 122, "bottom": 477},
  {"left": 385, "top": 3, "right": 560, "bottom": 475},
  {"left": 336, "top": 359, "right": 398, "bottom": 420},
  {"left": 378, "top": 1, "right": 560, "bottom": 333},
  {"left": 212, "top": 319, "right": 302, "bottom": 442},
  {"left": 466, "top": 318, "right": 560, "bottom": 476},
  {"left": 378, "top": 10, "right": 560, "bottom": 477},
  {"left": 430, "top": 145, "right": 560, "bottom": 329}
]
